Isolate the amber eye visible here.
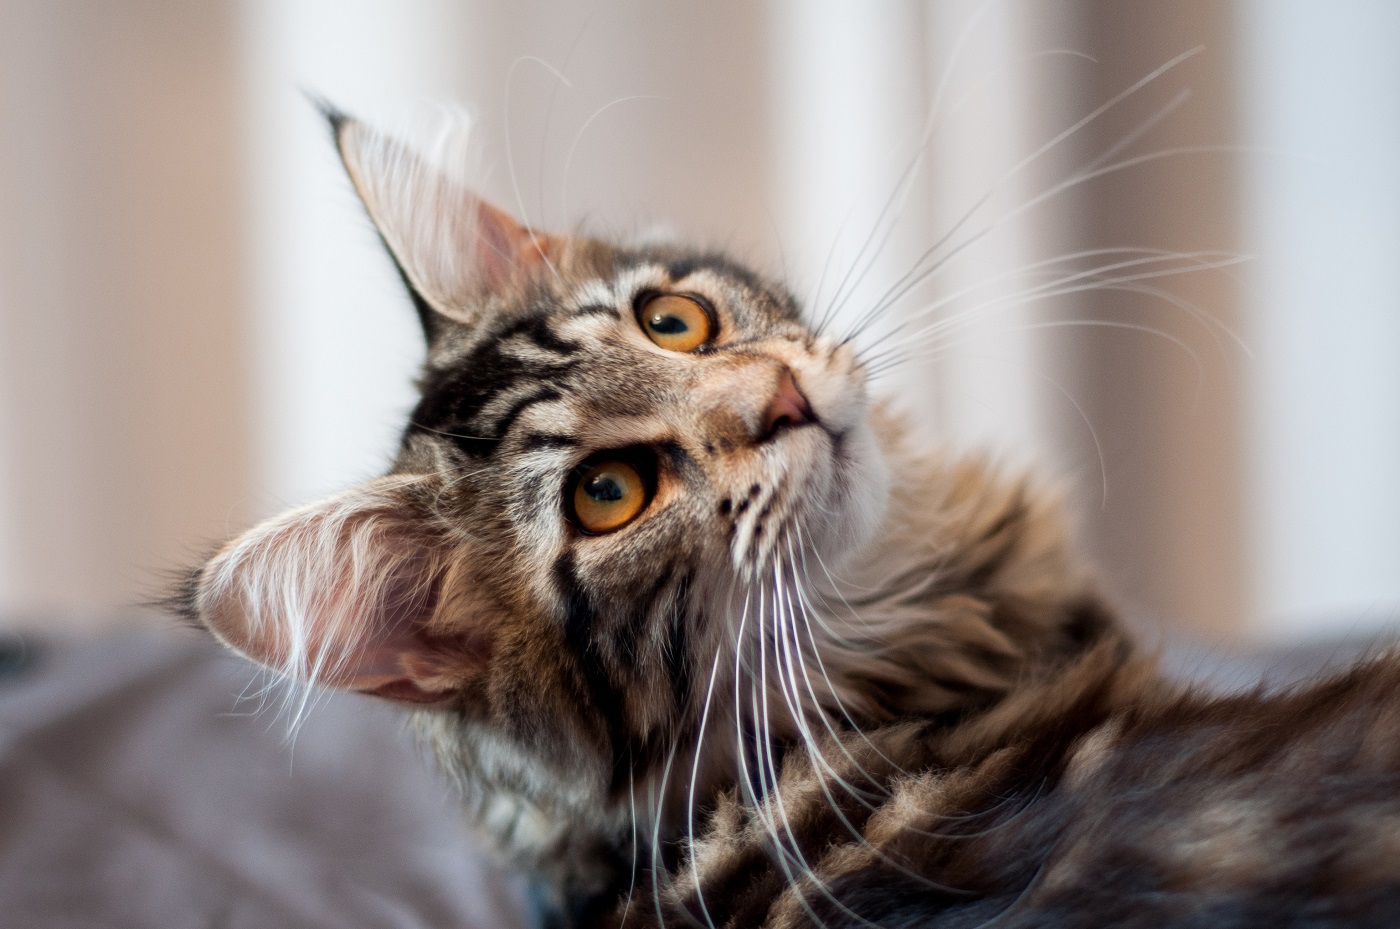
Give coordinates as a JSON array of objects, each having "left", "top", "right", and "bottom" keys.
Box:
[
  {"left": 639, "top": 294, "right": 713, "bottom": 352},
  {"left": 572, "top": 460, "right": 647, "bottom": 533}
]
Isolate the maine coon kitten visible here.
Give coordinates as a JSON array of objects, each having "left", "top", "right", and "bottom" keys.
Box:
[{"left": 176, "top": 111, "right": 1400, "bottom": 928}]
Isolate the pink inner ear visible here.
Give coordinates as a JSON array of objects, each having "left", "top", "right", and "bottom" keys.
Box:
[
  {"left": 467, "top": 197, "right": 561, "bottom": 292},
  {"left": 333, "top": 116, "right": 560, "bottom": 317},
  {"left": 196, "top": 479, "right": 484, "bottom": 703}
]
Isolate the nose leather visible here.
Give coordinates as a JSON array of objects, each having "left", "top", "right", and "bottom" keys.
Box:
[
  {"left": 761, "top": 369, "right": 814, "bottom": 440},
  {"left": 691, "top": 360, "right": 814, "bottom": 451}
]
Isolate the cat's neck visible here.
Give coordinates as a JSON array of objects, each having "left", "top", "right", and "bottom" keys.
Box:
[{"left": 804, "top": 407, "right": 1131, "bottom": 726}]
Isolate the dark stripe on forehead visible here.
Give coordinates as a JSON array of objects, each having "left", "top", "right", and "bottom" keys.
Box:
[
  {"left": 663, "top": 254, "right": 763, "bottom": 289},
  {"left": 492, "top": 386, "right": 560, "bottom": 438},
  {"left": 573, "top": 303, "right": 619, "bottom": 319},
  {"left": 519, "top": 432, "right": 577, "bottom": 452},
  {"left": 497, "top": 312, "right": 581, "bottom": 357},
  {"left": 657, "top": 253, "right": 801, "bottom": 321},
  {"left": 411, "top": 317, "right": 578, "bottom": 456}
]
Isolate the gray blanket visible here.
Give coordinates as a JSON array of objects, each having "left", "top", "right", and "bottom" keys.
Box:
[
  {"left": 0, "top": 630, "right": 527, "bottom": 929},
  {"left": 1, "top": 625, "right": 1386, "bottom": 928}
]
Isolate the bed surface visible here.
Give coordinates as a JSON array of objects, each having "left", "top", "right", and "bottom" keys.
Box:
[
  {"left": 0, "top": 630, "right": 528, "bottom": 929},
  {"left": 0, "top": 624, "right": 1388, "bottom": 928}
]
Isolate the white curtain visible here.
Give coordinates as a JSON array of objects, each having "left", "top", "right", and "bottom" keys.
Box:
[
  {"left": 1, "top": 0, "right": 1396, "bottom": 642},
  {"left": 1241, "top": 0, "right": 1400, "bottom": 639}
]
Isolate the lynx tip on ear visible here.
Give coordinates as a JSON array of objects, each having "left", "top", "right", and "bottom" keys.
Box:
[{"left": 303, "top": 91, "right": 351, "bottom": 140}]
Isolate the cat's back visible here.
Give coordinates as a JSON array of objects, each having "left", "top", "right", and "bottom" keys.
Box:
[
  {"left": 633, "top": 645, "right": 1400, "bottom": 929},
  {"left": 1014, "top": 648, "right": 1400, "bottom": 928}
]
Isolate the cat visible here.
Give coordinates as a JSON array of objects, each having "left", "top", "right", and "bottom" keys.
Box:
[{"left": 174, "top": 109, "right": 1400, "bottom": 928}]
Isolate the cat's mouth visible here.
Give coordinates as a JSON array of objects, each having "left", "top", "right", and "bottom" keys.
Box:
[
  {"left": 756, "top": 379, "right": 885, "bottom": 570},
  {"left": 758, "top": 413, "right": 822, "bottom": 446},
  {"left": 733, "top": 428, "right": 852, "bottom": 572}
]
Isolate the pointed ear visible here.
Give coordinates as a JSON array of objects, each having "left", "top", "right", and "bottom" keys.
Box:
[
  {"left": 192, "top": 477, "right": 489, "bottom": 704},
  {"left": 325, "top": 107, "right": 559, "bottom": 333}
]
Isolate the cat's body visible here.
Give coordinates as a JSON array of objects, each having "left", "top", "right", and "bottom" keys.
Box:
[
  {"left": 176, "top": 111, "right": 1400, "bottom": 928},
  {"left": 619, "top": 639, "right": 1400, "bottom": 929}
]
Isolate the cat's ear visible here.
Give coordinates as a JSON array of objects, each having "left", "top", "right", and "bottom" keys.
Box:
[
  {"left": 325, "top": 106, "right": 558, "bottom": 336},
  {"left": 189, "top": 477, "right": 488, "bottom": 704}
]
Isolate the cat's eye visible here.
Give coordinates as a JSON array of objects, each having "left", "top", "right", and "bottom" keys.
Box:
[
  {"left": 572, "top": 459, "right": 648, "bottom": 533},
  {"left": 638, "top": 293, "right": 713, "bottom": 352}
]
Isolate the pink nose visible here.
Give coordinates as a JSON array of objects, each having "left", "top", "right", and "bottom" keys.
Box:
[{"left": 762, "top": 369, "right": 814, "bottom": 439}]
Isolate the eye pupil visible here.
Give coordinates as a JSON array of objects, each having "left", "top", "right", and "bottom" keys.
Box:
[
  {"left": 584, "top": 474, "right": 624, "bottom": 502},
  {"left": 572, "top": 458, "right": 649, "bottom": 533},
  {"left": 648, "top": 313, "right": 688, "bottom": 335},
  {"left": 637, "top": 294, "right": 712, "bottom": 351}
]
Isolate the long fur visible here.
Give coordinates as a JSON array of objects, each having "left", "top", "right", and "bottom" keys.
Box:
[{"left": 178, "top": 113, "right": 1400, "bottom": 929}]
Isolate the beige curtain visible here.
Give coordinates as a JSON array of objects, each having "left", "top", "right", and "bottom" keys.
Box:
[
  {"left": 0, "top": 1, "right": 253, "bottom": 625},
  {"left": 1, "top": 1, "right": 1395, "bottom": 641}
]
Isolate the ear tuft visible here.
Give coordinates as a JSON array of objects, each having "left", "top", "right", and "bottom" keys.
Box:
[{"left": 306, "top": 92, "right": 349, "bottom": 141}]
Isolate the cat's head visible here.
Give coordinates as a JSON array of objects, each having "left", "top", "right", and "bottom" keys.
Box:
[{"left": 178, "top": 111, "right": 889, "bottom": 848}]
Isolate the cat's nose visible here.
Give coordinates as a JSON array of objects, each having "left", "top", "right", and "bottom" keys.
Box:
[{"left": 761, "top": 369, "right": 814, "bottom": 440}]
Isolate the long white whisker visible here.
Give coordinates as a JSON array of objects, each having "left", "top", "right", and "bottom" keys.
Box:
[
  {"left": 837, "top": 48, "right": 1206, "bottom": 345},
  {"left": 647, "top": 737, "right": 683, "bottom": 929},
  {"left": 859, "top": 247, "right": 1241, "bottom": 359},
  {"left": 782, "top": 531, "right": 899, "bottom": 792},
  {"left": 861, "top": 280, "right": 1225, "bottom": 386},
  {"left": 502, "top": 55, "right": 564, "bottom": 284},
  {"left": 813, "top": 0, "right": 1063, "bottom": 340},
  {"left": 782, "top": 535, "right": 998, "bottom": 890},
  {"left": 778, "top": 545, "right": 977, "bottom": 921},
  {"left": 859, "top": 252, "right": 1247, "bottom": 375},
  {"left": 682, "top": 605, "right": 733, "bottom": 929},
  {"left": 618, "top": 761, "right": 639, "bottom": 927},
  {"left": 842, "top": 140, "right": 1248, "bottom": 349},
  {"left": 560, "top": 95, "right": 663, "bottom": 225},
  {"left": 755, "top": 556, "right": 871, "bottom": 929}
]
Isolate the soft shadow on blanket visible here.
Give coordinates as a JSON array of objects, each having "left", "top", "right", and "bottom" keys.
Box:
[
  {"left": 0, "top": 629, "right": 528, "bottom": 929},
  {"left": 0, "top": 624, "right": 1389, "bottom": 928}
]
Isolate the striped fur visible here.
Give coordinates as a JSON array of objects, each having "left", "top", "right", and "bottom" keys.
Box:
[{"left": 177, "top": 114, "right": 1400, "bottom": 928}]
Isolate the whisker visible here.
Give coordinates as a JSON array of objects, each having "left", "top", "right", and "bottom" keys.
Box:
[
  {"left": 858, "top": 251, "right": 1247, "bottom": 377},
  {"left": 560, "top": 95, "right": 664, "bottom": 225},
  {"left": 812, "top": 0, "right": 1015, "bottom": 338},
  {"left": 648, "top": 737, "right": 684, "bottom": 929},
  {"left": 836, "top": 48, "right": 1206, "bottom": 346},
  {"left": 772, "top": 545, "right": 978, "bottom": 918},
  {"left": 679, "top": 586, "right": 736, "bottom": 929},
  {"left": 406, "top": 420, "right": 497, "bottom": 442},
  {"left": 750, "top": 560, "right": 868, "bottom": 929},
  {"left": 858, "top": 247, "right": 1241, "bottom": 359},
  {"left": 618, "top": 760, "right": 639, "bottom": 927},
  {"left": 502, "top": 55, "right": 565, "bottom": 284},
  {"left": 791, "top": 533, "right": 1061, "bottom": 848},
  {"left": 785, "top": 530, "right": 905, "bottom": 790},
  {"left": 537, "top": 10, "right": 593, "bottom": 230}
]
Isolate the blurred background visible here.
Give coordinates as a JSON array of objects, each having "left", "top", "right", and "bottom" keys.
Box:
[{"left": 0, "top": 0, "right": 1395, "bottom": 647}]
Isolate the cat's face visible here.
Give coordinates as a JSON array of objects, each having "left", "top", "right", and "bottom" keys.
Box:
[{"left": 182, "top": 113, "right": 888, "bottom": 827}]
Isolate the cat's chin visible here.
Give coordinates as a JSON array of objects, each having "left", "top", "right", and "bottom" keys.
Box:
[
  {"left": 785, "top": 416, "right": 890, "bottom": 572},
  {"left": 829, "top": 419, "right": 891, "bottom": 559}
]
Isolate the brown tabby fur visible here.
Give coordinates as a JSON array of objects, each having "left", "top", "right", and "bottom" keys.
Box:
[{"left": 175, "top": 112, "right": 1400, "bottom": 928}]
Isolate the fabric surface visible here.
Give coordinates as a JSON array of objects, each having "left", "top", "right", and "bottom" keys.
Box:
[
  {"left": 0, "top": 630, "right": 528, "bottom": 929},
  {"left": 0, "top": 626, "right": 1388, "bottom": 928}
]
